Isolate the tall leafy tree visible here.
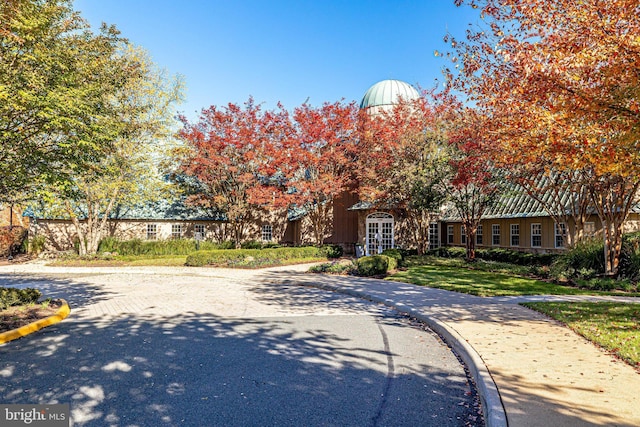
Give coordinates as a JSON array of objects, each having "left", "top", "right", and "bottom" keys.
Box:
[
  {"left": 289, "top": 101, "right": 359, "bottom": 245},
  {"left": 448, "top": 0, "right": 640, "bottom": 274},
  {"left": 41, "top": 46, "right": 185, "bottom": 255},
  {"left": 177, "top": 98, "right": 273, "bottom": 247},
  {"left": 437, "top": 106, "right": 504, "bottom": 261},
  {"left": 356, "top": 94, "right": 446, "bottom": 254},
  {"left": 0, "top": 0, "right": 129, "bottom": 203}
]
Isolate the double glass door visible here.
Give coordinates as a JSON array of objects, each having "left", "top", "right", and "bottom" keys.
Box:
[{"left": 366, "top": 213, "right": 394, "bottom": 256}]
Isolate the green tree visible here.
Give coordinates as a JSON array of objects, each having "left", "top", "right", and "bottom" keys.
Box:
[
  {"left": 41, "top": 46, "right": 184, "bottom": 255},
  {"left": 0, "top": 0, "right": 129, "bottom": 203}
]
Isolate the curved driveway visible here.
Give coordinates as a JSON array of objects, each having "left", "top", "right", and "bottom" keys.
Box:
[{"left": 0, "top": 264, "right": 481, "bottom": 426}]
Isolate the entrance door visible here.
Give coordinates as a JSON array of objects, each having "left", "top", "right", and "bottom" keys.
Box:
[{"left": 366, "top": 212, "right": 394, "bottom": 256}]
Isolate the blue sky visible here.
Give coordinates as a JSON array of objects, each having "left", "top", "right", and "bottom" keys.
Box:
[{"left": 73, "top": 0, "right": 482, "bottom": 120}]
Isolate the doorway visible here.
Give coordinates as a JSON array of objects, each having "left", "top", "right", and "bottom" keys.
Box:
[{"left": 365, "top": 212, "right": 394, "bottom": 256}]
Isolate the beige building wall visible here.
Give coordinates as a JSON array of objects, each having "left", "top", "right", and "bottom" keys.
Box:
[
  {"left": 29, "top": 210, "right": 293, "bottom": 252},
  {"left": 444, "top": 213, "right": 640, "bottom": 253}
]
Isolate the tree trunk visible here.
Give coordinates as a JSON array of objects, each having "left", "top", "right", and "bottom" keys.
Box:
[{"left": 465, "top": 223, "right": 477, "bottom": 262}]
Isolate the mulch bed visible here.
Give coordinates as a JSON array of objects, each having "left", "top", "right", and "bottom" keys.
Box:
[{"left": 0, "top": 299, "right": 63, "bottom": 333}]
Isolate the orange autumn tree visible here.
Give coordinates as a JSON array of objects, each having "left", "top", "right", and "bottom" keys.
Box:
[
  {"left": 288, "top": 101, "right": 359, "bottom": 245},
  {"left": 448, "top": 0, "right": 640, "bottom": 275},
  {"left": 437, "top": 104, "right": 504, "bottom": 262},
  {"left": 177, "top": 98, "right": 279, "bottom": 246},
  {"left": 356, "top": 93, "right": 446, "bottom": 255}
]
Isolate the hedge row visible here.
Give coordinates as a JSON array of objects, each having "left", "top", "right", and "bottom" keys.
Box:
[
  {"left": 98, "top": 237, "right": 231, "bottom": 256},
  {"left": 185, "top": 246, "right": 325, "bottom": 267},
  {"left": 0, "top": 287, "right": 41, "bottom": 311},
  {"left": 427, "top": 246, "right": 557, "bottom": 266}
]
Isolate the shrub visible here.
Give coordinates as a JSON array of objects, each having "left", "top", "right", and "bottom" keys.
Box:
[
  {"left": 320, "top": 244, "right": 343, "bottom": 259},
  {"left": 241, "top": 240, "right": 263, "bottom": 249},
  {"left": 381, "top": 248, "right": 403, "bottom": 266},
  {"left": 426, "top": 247, "right": 466, "bottom": 258},
  {"left": 185, "top": 246, "right": 324, "bottom": 268},
  {"left": 619, "top": 232, "right": 640, "bottom": 281},
  {"left": 574, "top": 278, "right": 636, "bottom": 292},
  {"left": 28, "top": 235, "right": 47, "bottom": 255},
  {"left": 477, "top": 248, "right": 557, "bottom": 266},
  {"left": 356, "top": 255, "right": 394, "bottom": 277},
  {"left": 98, "top": 237, "right": 231, "bottom": 256},
  {"left": 309, "top": 261, "right": 355, "bottom": 274},
  {"left": 0, "top": 287, "right": 42, "bottom": 310},
  {"left": 0, "top": 226, "right": 28, "bottom": 257},
  {"left": 552, "top": 233, "right": 640, "bottom": 285}
]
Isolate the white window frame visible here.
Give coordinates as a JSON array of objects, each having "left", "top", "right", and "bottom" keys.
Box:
[
  {"left": 171, "top": 224, "right": 183, "bottom": 240},
  {"left": 492, "top": 224, "right": 500, "bottom": 246},
  {"left": 555, "top": 222, "right": 566, "bottom": 248},
  {"left": 447, "top": 225, "right": 454, "bottom": 244},
  {"left": 365, "top": 212, "right": 394, "bottom": 256},
  {"left": 429, "top": 222, "right": 440, "bottom": 250},
  {"left": 461, "top": 225, "right": 467, "bottom": 244},
  {"left": 531, "top": 223, "right": 542, "bottom": 248},
  {"left": 510, "top": 224, "right": 520, "bottom": 247},
  {"left": 261, "top": 224, "right": 273, "bottom": 242},
  {"left": 584, "top": 222, "right": 596, "bottom": 239},
  {"left": 194, "top": 224, "right": 205, "bottom": 240},
  {"left": 146, "top": 224, "right": 157, "bottom": 240},
  {"left": 476, "top": 224, "right": 483, "bottom": 245}
]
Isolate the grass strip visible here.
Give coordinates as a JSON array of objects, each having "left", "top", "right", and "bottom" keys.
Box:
[{"left": 389, "top": 265, "right": 635, "bottom": 297}]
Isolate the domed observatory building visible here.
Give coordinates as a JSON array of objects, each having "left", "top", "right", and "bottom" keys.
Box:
[
  {"left": 359, "top": 79, "right": 420, "bottom": 115},
  {"left": 351, "top": 79, "right": 434, "bottom": 256}
]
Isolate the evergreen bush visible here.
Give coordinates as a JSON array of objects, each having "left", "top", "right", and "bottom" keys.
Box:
[
  {"left": 0, "top": 287, "right": 42, "bottom": 310},
  {"left": 355, "top": 255, "right": 394, "bottom": 276},
  {"left": 320, "top": 244, "right": 343, "bottom": 259},
  {"left": 185, "top": 246, "right": 324, "bottom": 267}
]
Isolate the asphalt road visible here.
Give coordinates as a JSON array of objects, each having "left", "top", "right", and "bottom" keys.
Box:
[{"left": 0, "top": 266, "right": 481, "bottom": 426}]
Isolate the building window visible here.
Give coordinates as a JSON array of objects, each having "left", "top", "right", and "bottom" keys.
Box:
[
  {"left": 476, "top": 224, "right": 483, "bottom": 245},
  {"left": 492, "top": 224, "right": 500, "bottom": 246},
  {"left": 429, "top": 223, "right": 439, "bottom": 249},
  {"left": 531, "top": 223, "right": 542, "bottom": 248},
  {"left": 584, "top": 222, "right": 596, "bottom": 239},
  {"left": 171, "top": 224, "right": 183, "bottom": 240},
  {"left": 447, "top": 225, "right": 454, "bottom": 244},
  {"left": 461, "top": 225, "right": 467, "bottom": 244},
  {"left": 146, "top": 224, "right": 157, "bottom": 240},
  {"left": 194, "top": 224, "right": 205, "bottom": 240},
  {"left": 555, "top": 223, "right": 566, "bottom": 248},
  {"left": 510, "top": 224, "right": 520, "bottom": 247},
  {"left": 262, "top": 224, "right": 273, "bottom": 241}
]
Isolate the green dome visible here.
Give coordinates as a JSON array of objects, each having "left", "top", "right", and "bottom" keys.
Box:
[{"left": 359, "top": 79, "right": 420, "bottom": 110}]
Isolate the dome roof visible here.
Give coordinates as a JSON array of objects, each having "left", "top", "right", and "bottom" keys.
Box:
[{"left": 359, "top": 79, "right": 420, "bottom": 110}]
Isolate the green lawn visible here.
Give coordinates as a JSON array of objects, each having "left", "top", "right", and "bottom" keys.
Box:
[
  {"left": 523, "top": 301, "right": 640, "bottom": 368},
  {"left": 388, "top": 265, "right": 618, "bottom": 297}
]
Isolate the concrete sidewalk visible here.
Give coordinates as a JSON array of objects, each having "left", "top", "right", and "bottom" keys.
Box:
[{"left": 270, "top": 270, "right": 640, "bottom": 427}]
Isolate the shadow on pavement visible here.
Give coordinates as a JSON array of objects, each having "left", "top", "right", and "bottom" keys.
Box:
[
  {"left": 2, "top": 311, "right": 478, "bottom": 427},
  {"left": 257, "top": 268, "right": 639, "bottom": 427}
]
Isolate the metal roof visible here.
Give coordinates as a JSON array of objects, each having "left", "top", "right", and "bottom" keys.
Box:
[{"left": 360, "top": 79, "right": 420, "bottom": 110}]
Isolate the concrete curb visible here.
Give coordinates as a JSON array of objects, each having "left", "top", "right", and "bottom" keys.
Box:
[
  {"left": 0, "top": 299, "right": 71, "bottom": 345},
  {"left": 308, "top": 282, "right": 508, "bottom": 427}
]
